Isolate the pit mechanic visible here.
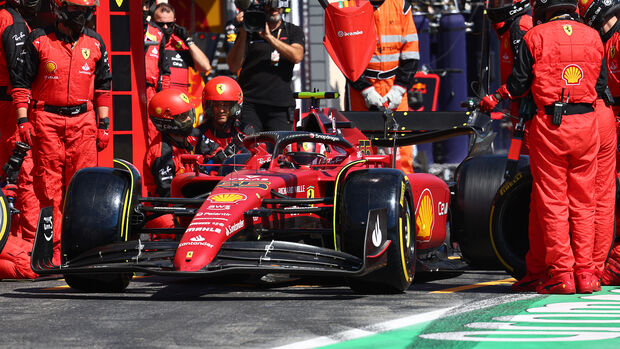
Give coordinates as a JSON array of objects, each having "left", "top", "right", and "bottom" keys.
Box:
[
  {"left": 143, "top": 88, "right": 201, "bottom": 231},
  {"left": 0, "top": 0, "right": 40, "bottom": 279},
  {"left": 143, "top": 1, "right": 170, "bottom": 145},
  {"left": 579, "top": 0, "right": 620, "bottom": 287},
  {"left": 10, "top": 0, "right": 112, "bottom": 265},
  {"left": 481, "top": 0, "right": 605, "bottom": 294},
  {"left": 347, "top": 0, "right": 419, "bottom": 174},
  {"left": 198, "top": 75, "right": 253, "bottom": 169}
]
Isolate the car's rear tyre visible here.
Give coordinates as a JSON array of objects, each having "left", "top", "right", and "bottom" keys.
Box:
[
  {"left": 489, "top": 168, "right": 532, "bottom": 279},
  {"left": 62, "top": 166, "right": 137, "bottom": 292},
  {"left": 453, "top": 154, "right": 528, "bottom": 268},
  {"left": 339, "top": 169, "right": 416, "bottom": 294}
]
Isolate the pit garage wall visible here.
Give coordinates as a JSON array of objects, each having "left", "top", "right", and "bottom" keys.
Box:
[{"left": 95, "top": 0, "right": 148, "bottom": 178}]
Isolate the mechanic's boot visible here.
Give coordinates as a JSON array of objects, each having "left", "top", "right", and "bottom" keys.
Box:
[
  {"left": 575, "top": 270, "right": 597, "bottom": 294},
  {"left": 537, "top": 272, "right": 576, "bottom": 294},
  {"left": 601, "top": 256, "right": 620, "bottom": 286},
  {"left": 512, "top": 272, "right": 547, "bottom": 292}
]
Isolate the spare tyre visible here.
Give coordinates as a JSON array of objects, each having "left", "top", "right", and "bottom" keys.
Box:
[{"left": 453, "top": 154, "right": 529, "bottom": 268}]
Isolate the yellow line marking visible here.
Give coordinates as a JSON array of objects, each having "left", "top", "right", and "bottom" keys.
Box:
[{"left": 431, "top": 277, "right": 516, "bottom": 294}]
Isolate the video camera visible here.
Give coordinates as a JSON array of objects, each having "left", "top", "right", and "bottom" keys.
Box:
[
  {"left": 234, "top": 0, "right": 290, "bottom": 33},
  {"left": 2, "top": 142, "right": 30, "bottom": 185}
]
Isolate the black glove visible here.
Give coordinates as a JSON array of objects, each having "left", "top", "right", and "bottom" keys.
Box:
[{"left": 175, "top": 25, "right": 194, "bottom": 46}]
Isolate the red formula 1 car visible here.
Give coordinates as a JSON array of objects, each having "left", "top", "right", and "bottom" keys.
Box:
[{"left": 30, "top": 93, "right": 486, "bottom": 293}]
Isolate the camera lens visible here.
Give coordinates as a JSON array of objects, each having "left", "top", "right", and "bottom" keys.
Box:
[{"left": 243, "top": 8, "right": 266, "bottom": 33}]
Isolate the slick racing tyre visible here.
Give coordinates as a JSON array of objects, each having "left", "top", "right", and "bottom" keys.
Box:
[
  {"left": 489, "top": 167, "right": 532, "bottom": 279},
  {"left": 453, "top": 154, "right": 528, "bottom": 268},
  {"left": 61, "top": 166, "right": 137, "bottom": 292},
  {"left": 0, "top": 189, "right": 10, "bottom": 255},
  {"left": 338, "top": 168, "right": 416, "bottom": 294}
]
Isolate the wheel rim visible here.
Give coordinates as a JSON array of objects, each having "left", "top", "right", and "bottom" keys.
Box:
[{"left": 400, "top": 195, "right": 414, "bottom": 282}]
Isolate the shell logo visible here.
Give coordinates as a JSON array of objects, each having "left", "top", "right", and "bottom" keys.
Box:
[
  {"left": 155, "top": 107, "right": 163, "bottom": 115},
  {"left": 208, "top": 193, "right": 247, "bottom": 203},
  {"left": 562, "top": 64, "right": 583, "bottom": 85},
  {"left": 45, "top": 61, "right": 57, "bottom": 73},
  {"left": 415, "top": 188, "right": 434, "bottom": 242}
]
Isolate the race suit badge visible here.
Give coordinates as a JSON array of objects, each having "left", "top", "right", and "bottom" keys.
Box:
[
  {"left": 82, "top": 48, "right": 90, "bottom": 60},
  {"left": 563, "top": 24, "right": 572, "bottom": 36},
  {"left": 271, "top": 50, "right": 280, "bottom": 66}
]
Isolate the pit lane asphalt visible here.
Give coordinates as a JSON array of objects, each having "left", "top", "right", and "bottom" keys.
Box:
[{"left": 0, "top": 268, "right": 516, "bottom": 348}]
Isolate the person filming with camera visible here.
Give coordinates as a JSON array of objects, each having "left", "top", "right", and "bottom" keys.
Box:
[{"left": 227, "top": 0, "right": 305, "bottom": 132}]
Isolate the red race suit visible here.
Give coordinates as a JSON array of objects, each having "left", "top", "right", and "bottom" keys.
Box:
[
  {"left": 11, "top": 26, "right": 112, "bottom": 265},
  {"left": 505, "top": 16, "right": 604, "bottom": 279}
]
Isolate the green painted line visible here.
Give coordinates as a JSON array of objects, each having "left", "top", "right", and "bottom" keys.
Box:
[{"left": 321, "top": 287, "right": 620, "bottom": 349}]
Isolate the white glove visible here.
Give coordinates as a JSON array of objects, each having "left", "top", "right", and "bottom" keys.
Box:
[
  {"left": 382, "top": 85, "right": 407, "bottom": 110},
  {"left": 360, "top": 86, "right": 384, "bottom": 110}
]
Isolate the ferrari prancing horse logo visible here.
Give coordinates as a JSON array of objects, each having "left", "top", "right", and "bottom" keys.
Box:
[
  {"left": 216, "top": 83, "right": 225, "bottom": 95},
  {"left": 563, "top": 24, "right": 572, "bottom": 36},
  {"left": 611, "top": 46, "right": 616, "bottom": 59},
  {"left": 82, "top": 48, "right": 90, "bottom": 60}
]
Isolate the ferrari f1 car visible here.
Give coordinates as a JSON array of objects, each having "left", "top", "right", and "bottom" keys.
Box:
[{"left": 30, "top": 92, "right": 495, "bottom": 293}]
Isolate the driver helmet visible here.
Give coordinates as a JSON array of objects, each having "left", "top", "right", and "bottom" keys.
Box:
[
  {"left": 285, "top": 142, "right": 327, "bottom": 166},
  {"left": 148, "top": 88, "right": 196, "bottom": 140},
  {"left": 530, "top": 0, "right": 577, "bottom": 24},
  {"left": 52, "top": 0, "right": 98, "bottom": 21},
  {"left": 202, "top": 76, "right": 243, "bottom": 128},
  {"left": 578, "top": 0, "right": 620, "bottom": 31},
  {"left": 486, "top": 0, "right": 531, "bottom": 24}
]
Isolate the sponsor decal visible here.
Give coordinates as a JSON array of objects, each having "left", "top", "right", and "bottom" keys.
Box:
[
  {"left": 12, "top": 31, "right": 25, "bottom": 42},
  {"left": 190, "top": 235, "right": 205, "bottom": 242},
  {"left": 225, "top": 219, "right": 244, "bottom": 236},
  {"left": 82, "top": 48, "right": 90, "bottom": 60},
  {"left": 499, "top": 172, "right": 523, "bottom": 196},
  {"left": 563, "top": 24, "right": 572, "bottom": 36},
  {"left": 358, "top": 139, "right": 371, "bottom": 155},
  {"left": 208, "top": 193, "right": 247, "bottom": 203},
  {"left": 149, "top": 47, "right": 158, "bottom": 57},
  {"left": 217, "top": 180, "right": 270, "bottom": 190},
  {"left": 277, "top": 185, "right": 305, "bottom": 195},
  {"left": 45, "top": 61, "right": 57, "bottom": 73},
  {"left": 372, "top": 214, "right": 382, "bottom": 247},
  {"left": 611, "top": 46, "right": 616, "bottom": 59},
  {"left": 415, "top": 188, "right": 434, "bottom": 242},
  {"left": 206, "top": 204, "right": 231, "bottom": 210},
  {"left": 562, "top": 64, "right": 583, "bottom": 85},
  {"left": 192, "top": 217, "right": 228, "bottom": 221},
  {"left": 437, "top": 201, "right": 448, "bottom": 216},
  {"left": 195, "top": 211, "right": 231, "bottom": 217},
  {"left": 178, "top": 241, "right": 214, "bottom": 248},
  {"left": 337, "top": 30, "right": 363, "bottom": 37},
  {"left": 43, "top": 215, "right": 53, "bottom": 242},
  {"left": 185, "top": 251, "right": 193, "bottom": 259},
  {"left": 180, "top": 93, "right": 190, "bottom": 104},
  {"left": 307, "top": 186, "right": 315, "bottom": 199},
  {"left": 145, "top": 32, "right": 157, "bottom": 43},
  {"left": 411, "top": 82, "right": 426, "bottom": 93},
  {"left": 116, "top": 0, "right": 124, "bottom": 7},
  {"left": 216, "top": 83, "right": 225, "bottom": 94},
  {"left": 189, "top": 221, "right": 226, "bottom": 227},
  {"left": 186, "top": 226, "right": 221, "bottom": 233},
  {"left": 158, "top": 165, "right": 173, "bottom": 182}
]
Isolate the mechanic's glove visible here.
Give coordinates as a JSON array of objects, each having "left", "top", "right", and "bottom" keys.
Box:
[
  {"left": 2, "top": 183, "right": 17, "bottom": 202},
  {"left": 496, "top": 84, "right": 513, "bottom": 101},
  {"left": 96, "top": 118, "right": 110, "bottom": 152},
  {"left": 360, "top": 86, "right": 384, "bottom": 110},
  {"left": 17, "top": 118, "right": 34, "bottom": 146},
  {"left": 480, "top": 94, "right": 500, "bottom": 112},
  {"left": 175, "top": 25, "right": 194, "bottom": 47},
  {"left": 382, "top": 85, "right": 407, "bottom": 110}
]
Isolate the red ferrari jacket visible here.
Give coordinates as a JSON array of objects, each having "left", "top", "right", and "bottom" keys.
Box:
[
  {"left": 144, "top": 21, "right": 170, "bottom": 90},
  {"left": 601, "top": 24, "right": 620, "bottom": 104},
  {"left": 507, "top": 18, "right": 603, "bottom": 109},
  {"left": 496, "top": 14, "right": 533, "bottom": 84},
  {"left": 144, "top": 133, "right": 193, "bottom": 198},
  {"left": 0, "top": 7, "right": 29, "bottom": 99},
  {"left": 10, "top": 26, "right": 112, "bottom": 109},
  {"left": 164, "top": 33, "right": 193, "bottom": 94}
]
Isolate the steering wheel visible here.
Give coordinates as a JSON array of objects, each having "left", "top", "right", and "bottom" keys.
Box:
[{"left": 284, "top": 151, "right": 327, "bottom": 167}]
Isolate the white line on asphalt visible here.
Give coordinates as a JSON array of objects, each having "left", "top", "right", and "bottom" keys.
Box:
[{"left": 271, "top": 293, "right": 540, "bottom": 349}]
